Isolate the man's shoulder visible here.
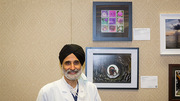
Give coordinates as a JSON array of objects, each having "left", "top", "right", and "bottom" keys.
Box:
[
  {"left": 79, "top": 79, "right": 97, "bottom": 88},
  {"left": 40, "top": 79, "right": 62, "bottom": 92}
]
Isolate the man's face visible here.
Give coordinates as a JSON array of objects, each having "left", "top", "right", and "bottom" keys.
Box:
[{"left": 62, "top": 53, "right": 82, "bottom": 80}]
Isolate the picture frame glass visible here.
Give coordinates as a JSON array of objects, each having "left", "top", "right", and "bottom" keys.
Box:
[
  {"left": 165, "top": 19, "right": 180, "bottom": 49},
  {"left": 93, "top": 53, "right": 131, "bottom": 83}
]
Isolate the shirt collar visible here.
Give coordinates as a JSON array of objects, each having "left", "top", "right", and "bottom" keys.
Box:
[{"left": 79, "top": 73, "right": 87, "bottom": 81}]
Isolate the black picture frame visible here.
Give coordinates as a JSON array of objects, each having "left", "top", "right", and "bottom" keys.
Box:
[
  {"left": 85, "top": 47, "right": 139, "bottom": 89},
  {"left": 93, "top": 2, "right": 132, "bottom": 41},
  {"left": 169, "top": 64, "right": 180, "bottom": 101}
]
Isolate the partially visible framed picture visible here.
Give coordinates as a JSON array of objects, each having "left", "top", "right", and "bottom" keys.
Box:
[
  {"left": 93, "top": 2, "right": 132, "bottom": 41},
  {"left": 169, "top": 64, "right": 180, "bottom": 101},
  {"left": 160, "top": 14, "right": 180, "bottom": 55},
  {"left": 85, "top": 47, "right": 139, "bottom": 89}
]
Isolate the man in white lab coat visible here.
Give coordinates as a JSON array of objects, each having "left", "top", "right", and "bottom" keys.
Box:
[{"left": 36, "top": 44, "right": 101, "bottom": 101}]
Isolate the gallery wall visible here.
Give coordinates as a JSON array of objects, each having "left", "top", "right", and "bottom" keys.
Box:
[{"left": 0, "top": 0, "right": 180, "bottom": 101}]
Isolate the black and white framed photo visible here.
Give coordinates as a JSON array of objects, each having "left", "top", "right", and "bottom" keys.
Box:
[
  {"left": 85, "top": 47, "right": 139, "bottom": 89},
  {"left": 160, "top": 14, "right": 180, "bottom": 55},
  {"left": 93, "top": 2, "right": 132, "bottom": 41}
]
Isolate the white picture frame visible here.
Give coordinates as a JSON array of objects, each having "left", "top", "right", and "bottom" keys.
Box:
[
  {"left": 160, "top": 14, "right": 180, "bottom": 55},
  {"left": 85, "top": 47, "right": 139, "bottom": 89}
]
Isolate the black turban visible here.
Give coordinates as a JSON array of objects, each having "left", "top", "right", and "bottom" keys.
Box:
[{"left": 59, "top": 44, "right": 85, "bottom": 65}]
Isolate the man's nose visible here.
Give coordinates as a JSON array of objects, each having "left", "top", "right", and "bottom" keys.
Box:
[{"left": 70, "top": 63, "right": 75, "bottom": 70}]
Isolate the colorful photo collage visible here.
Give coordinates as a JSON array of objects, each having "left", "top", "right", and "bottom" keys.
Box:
[{"left": 101, "top": 10, "right": 124, "bottom": 33}]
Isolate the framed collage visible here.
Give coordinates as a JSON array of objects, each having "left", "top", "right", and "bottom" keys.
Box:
[{"left": 93, "top": 2, "right": 132, "bottom": 41}]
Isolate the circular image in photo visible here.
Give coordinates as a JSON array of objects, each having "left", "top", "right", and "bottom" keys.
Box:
[{"left": 107, "top": 64, "right": 119, "bottom": 78}]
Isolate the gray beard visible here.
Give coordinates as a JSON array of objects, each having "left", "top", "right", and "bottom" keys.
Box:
[{"left": 63, "top": 67, "right": 82, "bottom": 80}]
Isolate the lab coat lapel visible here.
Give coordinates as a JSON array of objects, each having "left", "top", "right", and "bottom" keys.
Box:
[
  {"left": 77, "top": 79, "right": 87, "bottom": 101},
  {"left": 61, "top": 88, "right": 73, "bottom": 101},
  {"left": 58, "top": 77, "right": 74, "bottom": 101}
]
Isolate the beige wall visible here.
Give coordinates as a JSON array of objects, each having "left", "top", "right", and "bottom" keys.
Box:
[{"left": 0, "top": 0, "right": 180, "bottom": 101}]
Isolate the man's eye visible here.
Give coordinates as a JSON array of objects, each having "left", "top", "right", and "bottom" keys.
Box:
[
  {"left": 64, "top": 61, "right": 71, "bottom": 65},
  {"left": 73, "top": 60, "right": 80, "bottom": 65}
]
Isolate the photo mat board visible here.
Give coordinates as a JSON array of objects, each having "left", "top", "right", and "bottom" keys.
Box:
[{"left": 85, "top": 47, "right": 139, "bottom": 89}]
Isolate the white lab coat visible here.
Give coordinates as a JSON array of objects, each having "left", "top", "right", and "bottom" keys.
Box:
[{"left": 36, "top": 73, "right": 101, "bottom": 101}]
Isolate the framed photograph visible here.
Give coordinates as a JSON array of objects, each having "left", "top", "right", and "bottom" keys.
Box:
[
  {"left": 169, "top": 64, "right": 180, "bottom": 101},
  {"left": 85, "top": 47, "right": 139, "bottom": 89},
  {"left": 93, "top": 2, "right": 132, "bottom": 41},
  {"left": 160, "top": 14, "right": 180, "bottom": 55}
]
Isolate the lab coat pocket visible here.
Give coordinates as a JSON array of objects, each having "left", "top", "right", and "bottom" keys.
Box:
[{"left": 78, "top": 92, "right": 89, "bottom": 101}]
